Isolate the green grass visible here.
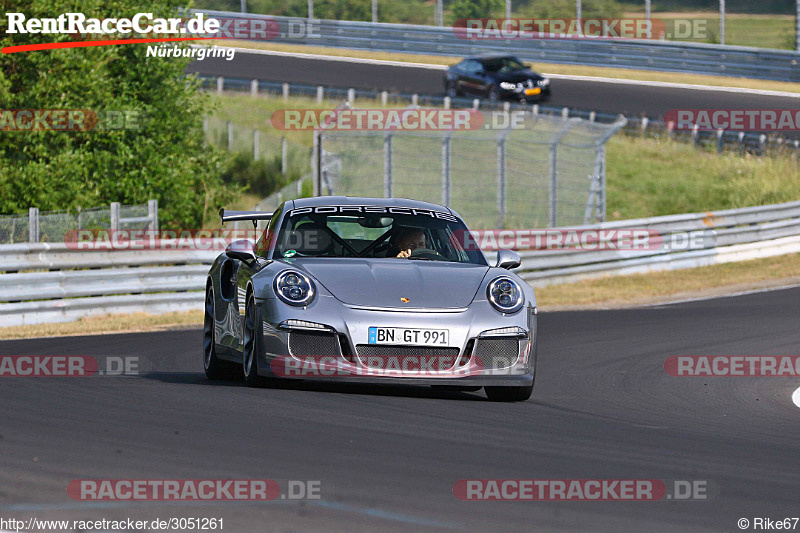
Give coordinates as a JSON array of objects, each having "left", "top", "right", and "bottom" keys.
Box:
[
  {"left": 211, "top": 93, "right": 800, "bottom": 224},
  {"left": 620, "top": 12, "right": 797, "bottom": 50},
  {"left": 606, "top": 135, "right": 800, "bottom": 220}
]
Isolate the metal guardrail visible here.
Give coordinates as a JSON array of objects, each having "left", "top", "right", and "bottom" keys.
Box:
[
  {"left": 197, "top": 11, "right": 800, "bottom": 82},
  {"left": 514, "top": 200, "right": 800, "bottom": 285},
  {"left": 1, "top": 200, "right": 799, "bottom": 326}
]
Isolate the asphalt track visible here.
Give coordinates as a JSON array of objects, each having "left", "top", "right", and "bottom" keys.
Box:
[
  {"left": 186, "top": 49, "right": 800, "bottom": 122},
  {"left": 2, "top": 287, "right": 799, "bottom": 531}
]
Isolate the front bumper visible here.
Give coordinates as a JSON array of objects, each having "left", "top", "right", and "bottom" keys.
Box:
[{"left": 255, "top": 295, "right": 537, "bottom": 386}]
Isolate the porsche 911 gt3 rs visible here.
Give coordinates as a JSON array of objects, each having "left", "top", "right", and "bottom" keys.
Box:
[{"left": 204, "top": 196, "right": 537, "bottom": 402}]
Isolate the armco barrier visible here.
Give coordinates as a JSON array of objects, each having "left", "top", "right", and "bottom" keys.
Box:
[
  {"left": 196, "top": 11, "right": 800, "bottom": 82},
  {"left": 0, "top": 200, "right": 799, "bottom": 326}
]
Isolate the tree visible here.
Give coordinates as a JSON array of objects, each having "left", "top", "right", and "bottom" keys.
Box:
[
  {"left": 451, "top": 0, "right": 504, "bottom": 20},
  {"left": 0, "top": 0, "right": 235, "bottom": 227}
]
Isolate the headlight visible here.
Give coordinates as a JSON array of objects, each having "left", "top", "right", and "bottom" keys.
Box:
[
  {"left": 274, "top": 270, "right": 315, "bottom": 307},
  {"left": 538, "top": 77, "right": 550, "bottom": 86},
  {"left": 487, "top": 277, "right": 524, "bottom": 313},
  {"left": 499, "top": 81, "right": 519, "bottom": 91}
]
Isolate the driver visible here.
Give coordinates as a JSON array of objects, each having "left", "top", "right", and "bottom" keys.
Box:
[{"left": 390, "top": 227, "right": 427, "bottom": 258}]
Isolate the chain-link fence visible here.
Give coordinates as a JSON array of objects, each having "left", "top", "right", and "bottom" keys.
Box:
[
  {"left": 0, "top": 201, "right": 158, "bottom": 244},
  {"left": 314, "top": 111, "right": 625, "bottom": 229},
  {"left": 204, "top": 115, "right": 309, "bottom": 176}
]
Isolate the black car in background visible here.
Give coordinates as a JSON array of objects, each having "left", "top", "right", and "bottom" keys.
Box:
[{"left": 444, "top": 54, "right": 551, "bottom": 103}]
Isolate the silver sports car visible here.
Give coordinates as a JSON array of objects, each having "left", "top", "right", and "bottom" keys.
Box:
[{"left": 204, "top": 196, "right": 537, "bottom": 402}]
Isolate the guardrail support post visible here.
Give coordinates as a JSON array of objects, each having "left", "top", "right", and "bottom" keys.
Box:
[
  {"left": 216, "top": 76, "right": 223, "bottom": 94},
  {"left": 316, "top": 85, "right": 324, "bottom": 103},
  {"left": 250, "top": 79, "right": 258, "bottom": 96},
  {"left": 381, "top": 91, "right": 388, "bottom": 107},
  {"left": 641, "top": 117, "right": 649, "bottom": 135},
  {"left": 716, "top": 129, "right": 724, "bottom": 153},
  {"left": 281, "top": 136, "right": 287, "bottom": 174},
  {"left": 383, "top": 133, "right": 393, "bottom": 198},
  {"left": 110, "top": 202, "right": 120, "bottom": 231},
  {"left": 472, "top": 99, "right": 479, "bottom": 110},
  {"left": 282, "top": 83, "right": 289, "bottom": 101},
  {"left": 412, "top": 94, "right": 418, "bottom": 106},
  {"left": 443, "top": 96, "right": 451, "bottom": 109},
  {"left": 254, "top": 129, "right": 260, "bottom": 161},
  {"left": 148, "top": 199, "right": 159, "bottom": 232},
  {"left": 442, "top": 132, "right": 451, "bottom": 207},
  {"left": 28, "top": 207, "right": 39, "bottom": 243},
  {"left": 347, "top": 88, "right": 355, "bottom": 105}
]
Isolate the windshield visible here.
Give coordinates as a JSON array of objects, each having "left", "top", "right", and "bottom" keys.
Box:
[
  {"left": 271, "top": 206, "right": 487, "bottom": 265},
  {"left": 482, "top": 56, "right": 525, "bottom": 73}
]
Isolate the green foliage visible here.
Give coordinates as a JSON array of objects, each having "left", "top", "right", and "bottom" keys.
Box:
[
  {"left": 221, "top": 152, "right": 297, "bottom": 197},
  {"left": 0, "top": 0, "right": 236, "bottom": 228},
  {"left": 450, "top": 0, "right": 504, "bottom": 20},
  {"left": 517, "top": 0, "right": 622, "bottom": 19}
]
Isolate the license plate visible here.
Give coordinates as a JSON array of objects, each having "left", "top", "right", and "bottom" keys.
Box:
[
  {"left": 368, "top": 327, "right": 449, "bottom": 346},
  {"left": 524, "top": 87, "right": 541, "bottom": 96}
]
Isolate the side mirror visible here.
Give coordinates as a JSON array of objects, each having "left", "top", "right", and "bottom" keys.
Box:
[
  {"left": 226, "top": 239, "right": 257, "bottom": 264},
  {"left": 496, "top": 249, "right": 521, "bottom": 270}
]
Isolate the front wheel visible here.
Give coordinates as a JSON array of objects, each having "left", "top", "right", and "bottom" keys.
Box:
[
  {"left": 242, "top": 292, "right": 265, "bottom": 387},
  {"left": 203, "top": 287, "right": 230, "bottom": 380},
  {"left": 485, "top": 384, "right": 533, "bottom": 402}
]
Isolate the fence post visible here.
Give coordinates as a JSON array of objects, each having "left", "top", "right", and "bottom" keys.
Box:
[
  {"left": 202, "top": 117, "right": 208, "bottom": 146},
  {"left": 281, "top": 137, "right": 288, "bottom": 175},
  {"left": 227, "top": 121, "right": 233, "bottom": 152},
  {"left": 383, "top": 133, "right": 393, "bottom": 198},
  {"left": 497, "top": 134, "right": 507, "bottom": 229},
  {"left": 312, "top": 130, "right": 321, "bottom": 196},
  {"left": 548, "top": 141, "right": 558, "bottom": 227},
  {"left": 110, "top": 202, "right": 120, "bottom": 231},
  {"left": 719, "top": 0, "right": 726, "bottom": 45},
  {"left": 28, "top": 207, "right": 39, "bottom": 243},
  {"left": 441, "top": 132, "right": 451, "bottom": 207},
  {"left": 253, "top": 129, "right": 260, "bottom": 161},
  {"left": 316, "top": 85, "right": 324, "bottom": 103},
  {"left": 216, "top": 76, "right": 223, "bottom": 94},
  {"left": 148, "top": 199, "right": 159, "bottom": 232},
  {"left": 250, "top": 79, "right": 258, "bottom": 97},
  {"left": 241, "top": 0, "right": 246, "bottom": 12}
]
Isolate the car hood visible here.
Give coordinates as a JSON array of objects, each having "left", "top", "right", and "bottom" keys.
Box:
[
  {"left": 291, "top": 259, "right": 490, "bottom": 309},
  {"left": 491, "top": 70, "right": 544, "bottom": 83}
]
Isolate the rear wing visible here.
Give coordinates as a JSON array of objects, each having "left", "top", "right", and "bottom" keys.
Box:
[{"left": 219, "top": 208, "right": 273, "bottom": 226}]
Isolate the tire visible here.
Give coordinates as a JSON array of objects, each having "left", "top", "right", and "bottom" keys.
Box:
[
  {"left": 203, "top": 286, "right": 229, "bottom": 380},
  {"left": 445, "top": 81, "right": 459, "bottom": 98},
  {"left": 485, "top": 383, "right": 533, "bottom": 402},
  {"left": 242, "top": 291, "right": 266, "bottom": 387}
]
